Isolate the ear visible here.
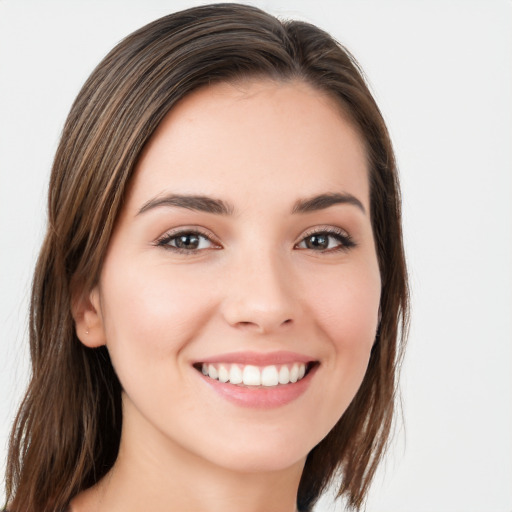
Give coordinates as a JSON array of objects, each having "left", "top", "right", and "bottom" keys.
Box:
[{"left": 72, "top": 286, "right": 107, "bottom": 348}]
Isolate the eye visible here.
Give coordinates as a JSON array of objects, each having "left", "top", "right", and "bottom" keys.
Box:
[
  {"left": 156, "top": 229, "right": 220, "bottom": 253},
  {"left": 296, "top": 228, "right": 355, "bottom": 252}
]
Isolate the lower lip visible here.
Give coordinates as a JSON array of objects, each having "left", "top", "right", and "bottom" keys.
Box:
[{"left": 197, "top": 365, "right": 318, "bottom": 409}]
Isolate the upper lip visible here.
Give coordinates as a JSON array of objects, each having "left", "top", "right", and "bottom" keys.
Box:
[{"left": 195, "top": 351, "right": 317, "bottom": 366}]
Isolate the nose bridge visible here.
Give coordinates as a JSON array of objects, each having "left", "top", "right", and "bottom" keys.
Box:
[{"left": 221, "top": 243, "right": 299, "bottom": 333}]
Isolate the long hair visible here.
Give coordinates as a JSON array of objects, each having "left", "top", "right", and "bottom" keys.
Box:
[{"left": 5, "top": 4, "right": 409, "bottom": 511}]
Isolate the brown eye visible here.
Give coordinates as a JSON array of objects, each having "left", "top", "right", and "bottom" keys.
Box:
[
  {"left": 174, "top": 233, "right": 201, "bottom": 249},
  {"left": 157, "top": 231, "right": 218, "bottom": 252},
  {"left": 304, "top": 234, "right": 330, "bottom": 250}
]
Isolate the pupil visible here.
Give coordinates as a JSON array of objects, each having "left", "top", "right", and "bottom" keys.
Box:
[
  {"left": 307, "top": 234, "right": 328, "bottom": 249},
  {"left": 176, "top": 234, "right": 199, "bottom": 249}
]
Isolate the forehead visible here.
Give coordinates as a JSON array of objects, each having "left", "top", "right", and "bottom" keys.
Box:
[{"left": 128, "top": 79, "right": 369, "bottom": 212}]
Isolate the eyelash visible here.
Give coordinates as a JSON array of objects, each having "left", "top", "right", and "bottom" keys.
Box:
[
  {"left": 296, "top": 227, "right": 356, "bottom": 253},
  {"left": 156, "top": 228, "right": 220, "bottom": 255},
  {"left": 155, "top": 226, "right": 355, "bottom": 255}
]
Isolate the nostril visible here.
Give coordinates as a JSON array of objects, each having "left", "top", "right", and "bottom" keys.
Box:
[{"left": 234, "top": 318, "right": 293, "bottom": 332}]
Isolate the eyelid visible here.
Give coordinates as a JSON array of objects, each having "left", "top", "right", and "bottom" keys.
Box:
[{"left": 299, "top": 225, "right": 350, "bottom": 240}]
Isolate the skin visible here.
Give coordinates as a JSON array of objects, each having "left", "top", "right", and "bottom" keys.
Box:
[{"left": 71, "top": 79, "right": 381, "bottom": 512}]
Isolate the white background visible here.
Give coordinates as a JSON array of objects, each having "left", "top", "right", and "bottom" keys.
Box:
[{"left": 0, "top": 1, "right": 511, "bottom": 511}]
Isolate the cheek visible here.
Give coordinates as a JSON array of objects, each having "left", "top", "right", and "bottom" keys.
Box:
[
  {"left": 303, "top": 260, "right": 381, "bottom": 409},
  {"left": 97, "top": 261, "right": 216, "bottom": 423},
  {"left": 99, "top": 259, "right": 215, "bottom": 365},
  {"left": 305, "top": 265, "right": 380, "bottom": 426},
  {"left": 307, "top": 266, "right": 381, "bottom": 349}
]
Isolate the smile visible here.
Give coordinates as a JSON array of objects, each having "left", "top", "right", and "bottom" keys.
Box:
[
  {"left": 192, "top": 351, "right": 319, "bottom": 408},
  {"left": 197, "top": 362, "right": 313, "bottom": 387}
]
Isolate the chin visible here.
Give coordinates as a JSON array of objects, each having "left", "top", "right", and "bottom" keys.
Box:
[
  {"left": 190, "top": 427, "right": 320, "bottom": 474},
  {"left": 212, "top": 448, "right": 308, "bottom": 475}
]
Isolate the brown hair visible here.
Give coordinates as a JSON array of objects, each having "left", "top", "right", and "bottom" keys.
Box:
[{"left": 5, "top": 4, "right": 408, "bottom": 511}]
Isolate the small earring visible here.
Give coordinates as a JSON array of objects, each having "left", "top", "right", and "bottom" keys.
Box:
[{"left": 85, "top": 329, "right": 89, "bottom": 335}]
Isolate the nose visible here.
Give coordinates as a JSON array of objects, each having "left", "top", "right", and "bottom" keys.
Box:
[{"left": 220, "top": 250, "right": 300, "bottom": 334}]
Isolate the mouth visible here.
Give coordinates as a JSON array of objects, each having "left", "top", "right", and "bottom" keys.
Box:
[
  {"left": 192, "top": 351, "right": 320, "bottom": 408},
  {"left": 193, "top": 361, "right": 319, "bottom": 387}
]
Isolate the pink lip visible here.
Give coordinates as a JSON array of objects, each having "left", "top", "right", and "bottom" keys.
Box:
[
  {"left": 195, "top": 356, "right": 319, "bottom": 409},
  {"left": 197, "top": 350, "right": 315, "bottom": 366}
]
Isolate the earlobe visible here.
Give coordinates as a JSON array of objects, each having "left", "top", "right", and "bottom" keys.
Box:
[{"left": 72, "top": 286, "right": 107, "bottom": 348}]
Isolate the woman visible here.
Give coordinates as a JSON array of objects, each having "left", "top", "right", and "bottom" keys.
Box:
[{"left": 4, "top": 4, "right": 408, "bottom": 512}]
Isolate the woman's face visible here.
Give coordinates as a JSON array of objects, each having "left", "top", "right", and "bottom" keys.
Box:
[{"left": 86, "top": 79, "right": 381, "bottom": 473}]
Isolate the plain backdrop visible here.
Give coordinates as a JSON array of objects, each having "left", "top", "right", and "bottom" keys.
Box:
[{"left": 0, "top": 1, "right": 511, "bottom": 511}]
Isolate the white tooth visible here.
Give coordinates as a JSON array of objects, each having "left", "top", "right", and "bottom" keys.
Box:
[
  {"left": 208, "top": 364, "right": 218, "bottom": 380},
  {"left": 278, "top": 365, "right": 290, "bottom": 384},
  {"left": 218, "top": 365, "right": 229, "bottom": 383},
  {"left": 289, "top": 363, "right": 299, "bottom": 383},
  {"left": 201, "top": 363, "right": 208, "bottom": 375},
  {"left": 298, "top": 363, "right": 306, "bottom": 380},
  {"left": 229, "top": 364, "right": 243, "bottom": 384},
  {"left": 242, "top": 365, "right": 261, "bottom": 386},
  {"left": 261, "top": 365, "right": 279, "bottom": 387}
]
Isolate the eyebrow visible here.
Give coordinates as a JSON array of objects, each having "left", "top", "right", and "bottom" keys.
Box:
[
  {"left": 292, "top": 192, "right": 366, "bottom": 215},
  {"left": 138, "top": 194, "right": 234, "bottom": 216},
  {"left": 137, "top": 191, "right": 365, "bottom": 216}
]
